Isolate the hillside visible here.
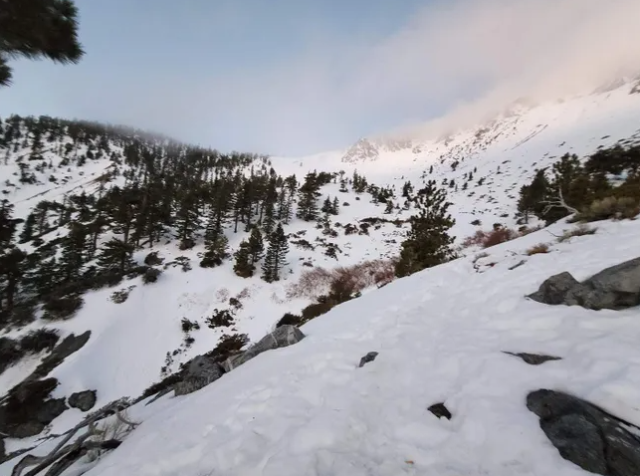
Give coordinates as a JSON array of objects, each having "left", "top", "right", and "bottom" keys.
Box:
[{"left": 1, "top": 79, "right": 640, "bottom": 475}]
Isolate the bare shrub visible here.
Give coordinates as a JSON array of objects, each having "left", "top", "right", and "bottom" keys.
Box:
[
  {"left": 215, "top": 288, "right": 230, "bottom": 303},
  {"left": 462, "top": 228, "right": 520, "bottom": 249},
  {"left": 286, "top": 259, "right": 396, "bottom": 301},
  {"left": 557, "top": 224, "right": 598, "bottom": 243},
  {"left": 526, "top": 243, "right": 550, "bottom": 256}
]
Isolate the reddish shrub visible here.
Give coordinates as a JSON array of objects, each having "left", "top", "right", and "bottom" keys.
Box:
[{"left": 462, "top": 228, "right": 520, "bottom": 249}]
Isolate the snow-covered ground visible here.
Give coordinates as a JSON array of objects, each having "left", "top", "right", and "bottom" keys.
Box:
[
  {"left": 5, "top": 217, "right": 640, "bottom": 476},
  {"left": 2, "top": 79, "right": 640, "bottom": 474}
]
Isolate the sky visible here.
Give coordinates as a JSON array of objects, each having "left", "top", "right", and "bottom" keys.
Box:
[{"left": 1, "top": 0, "right": 639, "bottom": 156}]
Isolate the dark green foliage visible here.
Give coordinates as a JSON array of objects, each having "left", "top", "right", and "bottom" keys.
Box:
[
  {"left": 395, "top": 181, "right": 456, "bottom": 278},
  {"left": 205, "top": 308, "right": 234, "bottom": 328},
  {"left": 42, "top": 294, "right": 83, "bottom": 320},
  {"left": 297, "top": 172, "right": 323, "bottom": 221},
  {"left": 233, "top": 240, "right": 254, "bottom": 278},
  {"left": 181, "top": 318, "right": 200, "bottom": 333},
  {"left": 0, "top": 0, "right": 84, "bottom": 86},
  {"left": 205, "top": 333, "right": 249, "bottom": 363},
  {"left": 262, "top": 224, "right": 289, "bottom": 282},
  {"left": 142, "top": 267, "right": 162, "bottom": 284},
  {"left": 19, "top": 328, "right": 60, "bottom": 354},
  {"left": 144, "top": 251, "right": 164, "bottom": 266},
  {"left": 247, "top": 226, "right": 264, "bottom": 265}
]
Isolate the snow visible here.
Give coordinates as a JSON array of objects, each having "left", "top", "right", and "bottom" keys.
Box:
[
  {"left": 1, "top": 80, "right": 640, "bottom": 474},
  {"left": 7, "top": 217, "right": 637, "bottom": 476}
]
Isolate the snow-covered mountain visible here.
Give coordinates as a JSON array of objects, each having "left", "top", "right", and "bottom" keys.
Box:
[{"left": 1, "top": 78, "right": 640, "bottom": 476}]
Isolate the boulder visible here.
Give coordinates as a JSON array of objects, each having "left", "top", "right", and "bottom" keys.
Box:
[
  {"left": 222, "top": 325, "right": 305, "bottom": 372},
  {"left": 174, "top": 356, "right": 225, "bottom": 396},
  {"left": 428, "top": 403, "right": 452, "bottom": 420},
  {"left": 528, "top": 257, "right": 640, "bottom": 310},
  {"left": 527, "top": 389, "right": 640, "bottom": 475},
  {"left": 0, "top": 439, "right": 5, "bottom": 461},
  {"left": 527, "top": 272, "right": 580, "bottom": 305},
  {"left": 68, "top": 390, "right": 97, "bottom": 411},
  {"left": 358, "top": 351, "right": 379, "bottom": 368},
  {"left": 503, "top": 351, "right": 562, "bottom": 365},
  {"left": 0, "top": 378, "right": 68, "bottom": 439}
]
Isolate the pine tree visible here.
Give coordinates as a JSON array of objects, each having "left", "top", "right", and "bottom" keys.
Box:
[
  {"left": 59, "top": 221, "right": 87, "bottom": 281},
  {"left": 98, "top": 238, "right": 134, "bottom": 275},
  {"left": 233, "top": 240, "right": 254, "bottom": 278},
  {"left": 262, "top": 200, "right": 276, "bottom": 236},
  {"left": 332, "top": 196, "right": 340, "bottom": 215},
  {"left": 384, "top": 200, "right": 394, "bottom": 214},
  {"left": 321, "top": 197, "right": 333, "bottom": 214},
  {"left": 200, "top": 232, "right": 229, "bottom": 268},
  {"left": 395, "top": 181, "right": 456, "bottom": 278},
  {"left": 261, "top": 224, "right": 289, "bottom": 282},
  {"left": 0, "top": 0, "right": 84, "bottom": 87},
  {"left": 297, "top": 172, "right": 321, "bottom": 221},
  {"left": 247, "top": 227, "right": 264, "bottom": 265}
]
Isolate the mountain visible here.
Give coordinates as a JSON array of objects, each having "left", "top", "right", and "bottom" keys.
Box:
[{"left": 1, "top": 79, "right": 640, "bottom": 476}]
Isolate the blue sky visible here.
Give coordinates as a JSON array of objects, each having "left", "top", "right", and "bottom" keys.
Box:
[{"left": 1, "top": 0, "right": 636, "bottom": 156}]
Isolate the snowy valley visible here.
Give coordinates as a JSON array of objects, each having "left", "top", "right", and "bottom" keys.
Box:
[{"left": 0, "top": 78, "right": 639, "bottom": 476}]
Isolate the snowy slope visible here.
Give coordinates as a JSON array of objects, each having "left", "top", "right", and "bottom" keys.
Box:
[
  {"left": 1, "top": 79, "right": 640, "bottom": 471},
  {"left": 5, "top": 217, "right": 640, "bottom": 476}
]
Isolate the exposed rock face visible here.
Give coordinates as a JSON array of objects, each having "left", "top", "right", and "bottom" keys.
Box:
[
  {"left": 358, "top": 352, "right": 379, "bottom": 368},
  {"left": 528, "top": 257, "right": 640, "bottom": 310},
  {"left": 428, "top": 403, "right": 452, "bottom": 420},
  {"left": 528, "top": 272, "right": 580, "bottom": 305},
  {"left": 174, "top": 356, "right": 225, "bottom": 396},
  {"left": 527, "top": 389, "right": 640, "bottom": 475},
  {"left": 503, "top": 351, "right": 562, "bottom": 365},
  {"left": 0, "top": 378, "right": 68, "bottom": 438},
  {"left": 174, "top": 326, "right": 306, "bottom": 397},
  {"left": 222, "top": 325, "right": 305, "bottom": 372},
  {"left": 68, "top": 390, "right": 97, "bottom": 412}
]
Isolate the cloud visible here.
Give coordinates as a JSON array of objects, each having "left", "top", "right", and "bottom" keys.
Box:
[{"left": 45, "top": 0, "right": 640, "bottom": 156}]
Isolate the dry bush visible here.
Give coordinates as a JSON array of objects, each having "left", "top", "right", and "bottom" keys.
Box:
[
  {"left": 215, "top": 288, "right": 230, "bottom": 303},
  {"left": 577, "top": 196, "right": 640, "bottom": 222},
  {"left": 236, "top": 287, "right": 251, "bottom": 301},
  {"left": 557, "top": 224, "right": 598, "bottom": 243},
  {"left": 462, "top": 228, "right": 520, "bottom": 249},
  {"left": 526, "top": 243, "right": 550, "bottom": 256},
  {"left": 286, "top": 259, "right": 396, "bottom": 300}
]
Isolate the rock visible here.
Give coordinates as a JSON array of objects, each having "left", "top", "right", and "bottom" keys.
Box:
[
  {"left": 565, "top": 257, "right": 640, "bottom": 310},
  {"left": 527, "top": 389, "right": 640, "bottom": 475},
  {"left": 30, "top": 331, "right": 91, "bottom": 381},
  {"left": 528, "top": 257, "right": 640, "bottom": 310},
  {"left": 428, "top": 403, "right": 452, "bottom": 420},
  {"left": 0, "top": 439, "right": 5, "bottom": 461},
  {"left": 528, "top": 272, "right": 580, "bottom": 305},
  {"left": 68, "top": 390, "right": 97, "bottom": 411},
  {"left": 503, "top": 351, "right": 562, "bottom": 365},
  {"left": 358, "top": 352, "right": 379, "bottom": 368},
  {"left": 222, "top": 325, "right": 305, "bottom": 372},
  {"left": 0, "top": 378, "right": 68, "bottom": 438},
  {"left": 175, "top": 356, "right": 225, "bottom": 396}
]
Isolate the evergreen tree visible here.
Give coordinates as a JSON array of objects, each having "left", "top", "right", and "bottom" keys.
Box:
[
  {"left": 0, "top": 0, "right": 84, "bottom": 87},
  {"left": 233, "top": 240, "right": 254, "bottom": 278},
  {"left": 247, "top": 227, "right": 264, "bottom": 265},
  {"left": 395, "top": 181, "right": 456, "bottom": 278},
  {"left": 321, "top": 196, "right": 333, "bottom": 214},
  {"left": 384, "top": 200, "right": 394, "bottom": 214},
  {"left": 261, "top": 224, "right": 289, "bottom": 282},
  {"left": 59, "top": 221, "right": 87, "bottom": 281},
  {"left": 332, "top": 196, "right": 340, "bottom": 215},
  {"left": 200, "top": 232, "right": 229, "bottom": 268},
  {"left": 98, "top": 238, "right": 134, "bottom": 275},
  {"left": 297, "top": 172, "right": 321, "bottom": 221}
]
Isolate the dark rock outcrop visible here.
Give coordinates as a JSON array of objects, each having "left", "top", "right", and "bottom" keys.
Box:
[
  {"left": 222, "top": 325, "right": 305, "bottom": 372},
  {"left": 68, "top": 390, "right": 97, "bottom": 412},
  {"left": 358, "top": 352, "right": 379, "bottom": 368},
  {"left": 0, "top": 378, "right": 68, "bottom": 438},
  {"left": 174, "top": 356, "right": 225, "bottom": 396},
  {"left": 503, "top": 351, "right": 562, "bottom": 365},
  {"left": 428, "top": 403, "right": 452, "bottom": 420},
  {"left": 527, "top": 389, "right": 640, "bottom": 475},
  {"left": 174, "top": 326, "right": 305, "bottom": 397},
  {"left": 528, "top": 257, "right": 640, "bottom": 310}
]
